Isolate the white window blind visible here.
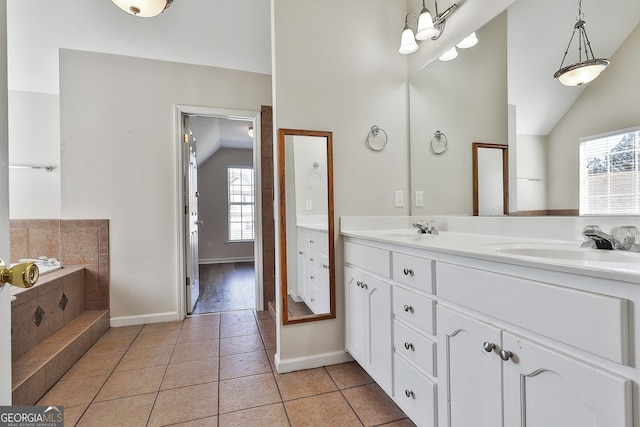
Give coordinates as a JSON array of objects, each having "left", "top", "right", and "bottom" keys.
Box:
[
  {"left": 228, "top": 167, "right": 255, "bottom": 241},
  {"left": 579, "top": 127, "right": 640, "bottom": 215}
]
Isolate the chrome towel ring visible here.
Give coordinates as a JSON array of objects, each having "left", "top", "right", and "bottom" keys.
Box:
[{"left": 366, "top": 125, "right": 388, "bottom": 151}]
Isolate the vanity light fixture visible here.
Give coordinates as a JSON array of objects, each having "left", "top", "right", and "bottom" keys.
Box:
[
  {"left": 456, "top": 32, "right": 478, "bottom": 49},
  {"left": 438, "top": 46, "right": 458, "bottom": 61},
  {"left": 553, "top": 0, "right": 609, "bottom": 86},
  {"left": 399, "top": 0, "right": 459, "bottom": 55},
  {"left": 111, "top": 0, "right": 172, "bottom": 17}
]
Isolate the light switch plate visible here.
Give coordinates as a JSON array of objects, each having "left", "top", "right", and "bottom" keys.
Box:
[
  {"left": 415, "top": 190, "right": 424, "bottom": 207},
  {"left": 395, "top": 191, "right": 404, "bottom": 207},
  {"left": 305, "top": 200, "right": 313, "bottom": 210}
]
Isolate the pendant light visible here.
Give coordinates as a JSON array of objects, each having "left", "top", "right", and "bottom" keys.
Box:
[
  {"left": 553, "top": 0, "right": 609, "bottom": 86},
  {"left": 438, "top": 46, "right": 458, "bottom": 61},
  {"left": 399, "top": 13, "right": 419, "bottom": 55},
  {"left": 112, "top": 0, "right": 173, "bottom": 17},
  {"left": 416, "top": 0, "right": 438, "bottom": 41}
]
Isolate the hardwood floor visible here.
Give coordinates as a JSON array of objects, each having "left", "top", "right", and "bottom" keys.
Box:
[{"left": 192, "top": 262, "right": 255, "bottom": 314}]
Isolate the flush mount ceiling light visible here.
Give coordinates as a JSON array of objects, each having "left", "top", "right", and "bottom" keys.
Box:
[
  {"left": 111, "top": 0, "right": 172, "bottom": 17},
  {"left": 399, "top": 0, "right": 459, "bottom": 55},
  {"left": 554, "top": 0, "right": 609, "bottom": 86}
]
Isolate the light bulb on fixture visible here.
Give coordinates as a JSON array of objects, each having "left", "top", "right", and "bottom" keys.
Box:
[
  {"left": 399, "top": 13, "right": 419, "bottom": 55},
  {"left": 415, "top": 1, "right": 438, "bottom": 41},
  {"left": 456, "top": 32, "right": 478, "bottom": 49},
  {"left": 438, "top": 46, "right": 458, "bottom": 61},
  {"left": 553, "top": 0, "right": 609, "bottom": 86},
  {"left": 111, "top": 0, "right": 172, "bottom": 17}
]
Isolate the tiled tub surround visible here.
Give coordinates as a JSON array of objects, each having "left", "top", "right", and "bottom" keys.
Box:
[{"left": 9, "top": 219, "right": 110, "bottom": 405}]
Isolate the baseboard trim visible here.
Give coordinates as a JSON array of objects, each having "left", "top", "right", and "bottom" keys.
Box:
[
  {"left": 199, "top": 257, "right": 254, "bottom": 265},
  {"left": 274, "top": 350, "right": 353, "bottom": 374},
  {"left": 110, "top": 312, "right": 180, "bottom": 327}
]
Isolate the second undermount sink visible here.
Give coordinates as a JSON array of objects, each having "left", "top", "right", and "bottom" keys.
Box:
[{"left": 487, "top": 243, "right": 640, "bottom": 263}]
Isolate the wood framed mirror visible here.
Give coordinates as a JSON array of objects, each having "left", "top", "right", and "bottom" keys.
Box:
[
  {"left": 279, "top": 128, "right": 335, "bottom": 324},
  {"left": 473, "top": 142, "right": 509, "bottom": 216}
]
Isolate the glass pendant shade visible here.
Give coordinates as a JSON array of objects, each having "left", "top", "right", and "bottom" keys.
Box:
[
  {"left": 416, "top": 10, "right": 438, "bottom": 41},
  {"left": 438, "top": 46, "right": 458, "bottom": 61},
  {"left": 111, "top": 0, "right": 172, "bottom": 17},
  {"left": 399, "top": 27, "right": 419, "bottom": 55},
  {"left": 456, "top": 32, "right": 478, "bottom": 49},
  {"left": 554, "top": 59, "right": 609, "bottom": 86}
]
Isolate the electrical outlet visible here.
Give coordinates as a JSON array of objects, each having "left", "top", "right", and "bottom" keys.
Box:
[
  {"left": 394, "top": 191, "right": 404, "bottom": 207},
  {"left": 415, "top": 190, "right": 424, "bottom": 207},
  {"left": 305, "top": 200, "right": 313, "bottom": 210}
]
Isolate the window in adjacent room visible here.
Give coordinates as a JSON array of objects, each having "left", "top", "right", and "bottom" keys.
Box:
[
  {"left": 580, "top": 126, "right": 640, "bottom": 215},
  {"left": 228, "top": 166, "right": 255, "bottom": 241}
]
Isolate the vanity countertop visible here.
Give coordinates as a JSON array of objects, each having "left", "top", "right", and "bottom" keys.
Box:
[{"left": 341, "top": 228, "right": 640, "bottom": 285}]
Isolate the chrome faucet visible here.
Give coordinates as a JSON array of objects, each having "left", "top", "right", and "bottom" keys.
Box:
[
  {"left": 581, "top": 227, "right": 616, "bottom": 250},
  {"left": 581, "top": 225, "right": 640, "bottom": 251},
  {"left": 413, "top": 221, "right": 439, "bottom": 235}
]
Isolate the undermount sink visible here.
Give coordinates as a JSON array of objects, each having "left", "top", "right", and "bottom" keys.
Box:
[{"left": 488, "top": 243, "right": 640, "bottom": 263}]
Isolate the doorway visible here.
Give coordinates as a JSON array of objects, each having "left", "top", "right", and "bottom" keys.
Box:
[{"left": 177, "top": 106, "right": 264, "bottom": 317}]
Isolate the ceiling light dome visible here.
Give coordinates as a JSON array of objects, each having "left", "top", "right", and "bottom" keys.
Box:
[{"left": 111, "top": 0, "right": 172, "bottom": 17}]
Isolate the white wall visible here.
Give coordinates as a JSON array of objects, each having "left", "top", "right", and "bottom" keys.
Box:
[
  {"left": 8, "top": 90, "right": 61, "bottom": 218},
  {"left": 272, "top": 0, "right": 409, "bottom": 370},
  {"left": 293, "top": 136, "right": 328, "bottom": 219},
  {"left": 547, "top": 23, "right": 640, "bottom": 210},
  {"left": 410, "top": 12, "right": 508, "bottom": 215},
  {"left": 59, "top": 49, "right": 271, "bottom": 322},
  {"left": 516, "top": 134, "right": 547, "bottom": 211},
  {"left": 197, "top": 148, "right": 254, "bottom": 263}
]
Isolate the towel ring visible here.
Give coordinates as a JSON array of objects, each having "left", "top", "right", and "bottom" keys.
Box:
[{"left": 366, "top": 125, "right": 388, "bottom": 151}]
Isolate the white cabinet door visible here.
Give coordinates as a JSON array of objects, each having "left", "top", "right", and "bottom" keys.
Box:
[
  {"left": 437, "top": 306, "right": 502, "bottom": 427},
  {"left": 345, "top": 267, "right": 366, "bottom": 364},
  {"left": 502, "top": 332, "right": 632, "bottom": 427},
  {"left": 367, "top": 277, "right": 392, "bottom": 392}
]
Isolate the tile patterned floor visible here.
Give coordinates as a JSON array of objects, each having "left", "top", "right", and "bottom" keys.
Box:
[
  {"left": 192, "top": 263, "right": 256, "bottom": 314},
  {"left": 37, "top": 310, "right": 415, "bottom": 426}
]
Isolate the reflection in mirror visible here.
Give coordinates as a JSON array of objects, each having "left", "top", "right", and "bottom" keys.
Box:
[
  {"left": 473, "top": 143, "right": 508, "bottom": 216},
  {"left": 279, "top": 129, "right": 335, "bottom": 324}
]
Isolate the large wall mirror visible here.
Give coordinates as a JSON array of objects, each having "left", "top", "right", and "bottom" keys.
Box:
[
  {"left": 279, "top": 129, "right": 335, "bottom": 324},
  {"left": 409, "top": 0, "right": 640, "bottom": 216}
]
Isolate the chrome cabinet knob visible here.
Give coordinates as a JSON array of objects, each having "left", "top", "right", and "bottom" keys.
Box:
[
  {"left": 403, "top": 305, "right": 414, "bottom": 313},
  {"left": 405, "top": 390, "right": 415, "bottom": 398},
  {"left": 499, "top": 349, "right": 513, "bottom": 361},
  {"left": 403, "top": 268, "right": 414, "bottom": 276},
  {"left": 404, "top": 342, "right": 414, "bottom": 351},
  {"left": 483, "top": 342, "right": 496, "bottom": 352}
]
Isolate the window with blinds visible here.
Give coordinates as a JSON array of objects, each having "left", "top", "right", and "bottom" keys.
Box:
[
  {"left": 579, "top": 127, "right": 640, "bottom": 215},
  {"left": 228, "top": 167, "right": 255, "bottom": 241}
]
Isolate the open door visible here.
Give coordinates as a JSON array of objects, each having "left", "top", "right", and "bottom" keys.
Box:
[{"left": 183, "top": 116, "right": 200, "bottom": 314}]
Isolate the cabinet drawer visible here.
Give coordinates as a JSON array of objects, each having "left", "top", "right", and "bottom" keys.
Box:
[
  {"left": 394, "top": 320, "right": 436, "bottom": 377},
  {"left": 437, "top": 262, "right": 630, "bottom": 364},
  {"left": 393, "top": 286, "right": 436, "bottom": 335},
  {"left": 344, "top": 241, "right": 390, "bottom": 278},
  {"left": 392, "top": 252, "right": 434, "bottom": 294},
  {"left": 394, "top": 354, "right": 437, "bottom": 427}
]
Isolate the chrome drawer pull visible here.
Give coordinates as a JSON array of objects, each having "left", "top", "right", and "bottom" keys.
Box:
[
  {"left": 403, "top": 305, "right": 414, "bottom": 313},
  {"left": 499, "top": 349, "right": 513, "bottom": 361},
  {"left": 405, "top": 390, "right": 415, "bottom": 399},
  {"left": 404, "top": 342, "right": 414, "bottom": 351},
  {"left": 483, "top": 342, "right": 496, "bottom": 352},
  {"left": 403, "top": 268, "right": 414, "bottom": 276}
]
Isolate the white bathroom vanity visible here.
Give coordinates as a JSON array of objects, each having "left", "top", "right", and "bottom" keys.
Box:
[{"left": 342, "top": 216, "right": 640, "bottom": 427}]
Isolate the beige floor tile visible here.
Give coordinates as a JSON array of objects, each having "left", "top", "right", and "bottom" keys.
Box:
[
  {"left": 62, "top": 351, "right": 123, "bottom": 380},
  {"left": 161, "top": 357, "right": 219, "bottom": 390},
  {"left": 85, "top": 334, "right": 135, "bottom": 356},
  {"left": 379, "top": 419, "right": 417, "bottom": 427},
  {"left": 171, "top": 339, "right": 219, "bottom": 364},
  {"left": 219, "top": 350, "right": 271, "bottom": 380},
  {"left": 220, "top": 310, "right": 255, "bottom": 324},
  {"left": 325, "top": 361, "right": 374, "bottom": 389},
  {"left": 276, "top": 367, "right": 337, "bottom": 401},
  {"left": 218, "top": 372, "right": 281, "bottom": 414},
  {"left": 255, "top": 310, "right": 273, "bottom": 321},
  {"left": 62, "top": 405, "right": 87, "bottom": 426},
  {"left": 76, "top": 393, "right": 156, "bottom": 426},
  {"left": 219, "top": 334, "right": 264, "bottom": 356},
  {"left": 183, "top": 314, "right": 220, "bottom": 329},
  {"left": 94, "top": 365, "right": 165, "bottom": 402},
  {"left": 284, "top": 391, "right": 362, "bottom": 426},
  {"left": 342, "top": 383, "right": 406, "bottom": 426},
  {"left": 220, "top": 320, "right": 260, "bottom": 338},
  {"left": 130, "top": 329, "right": 179, "bottom": 349},
  {"left": 177, "top": 325, "right": 220, "bottom": 343},
  {"left": 218, "top": 403, "right": 289, "bottom": 427},
  {"left": 37, "top": 375, "right": 108, "bottom": 408},
  {"left": 140, "top": 320, "right": 183, "bottom": 334},
  {"left": 100, "top": 324, "right": 143, "bottom": 339},
  {"left": 261, "top": 332, "right": 276, "bottom": 350},
  {"left": 147, "top": 382, "right": 219, "bottom": 427},
  {"left": 115, "top": 345, "right": 172, "bottom": 371},
  {"left": 169, "top": 416, "right": 218, "bottom": 426},
  {"left": 257, "top": 319, "right": 275, "bottom": 334}
]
